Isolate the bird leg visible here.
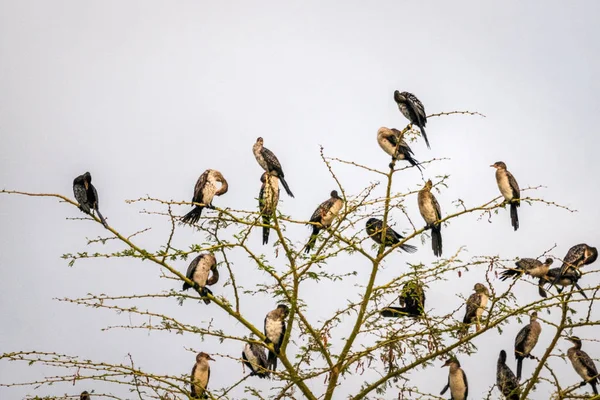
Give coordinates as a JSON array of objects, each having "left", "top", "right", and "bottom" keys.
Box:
[{"left": 580, "top": 381, "right": 588, "bottom": 387}]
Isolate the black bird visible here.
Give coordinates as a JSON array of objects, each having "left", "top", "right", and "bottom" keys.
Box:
[
  {"left": 190, "top": 352, "right": 214, "bottom": 399},
  {"left": 242, "top": 342, "right": 269, "bottom": 378},
  {"left": 514, "top": 311, "right": 541, "bottom": 380},
  {"left": 440, "top": 357, "right": 468, "bottom": 400},
  {"left": 259, "top": 172, "right": 280, "bottom": 245},
  {"left": 460, "top": 283, "right": 489, "bottom": 336},
  {"left": 550, "top": 244, "right": 598, "bottom": 286},
  {"left": 418, "top": 179, "right": 442, "bottom": 257},
  {"left": 264, "top": 304, "right": 289, "bottom": 371},
  {"left": 80, "top": 391, "right": 90, "bottom": 400},
  {"left": 566, "top": 336, "right": 599, "bottom": 395},
  {"left": 182, "top": 169, "right": 229, "bottom": 225},
  {"left": 394, "top": 91, "right": 430, "bottom": 149},
  {"left": 538, "top": 267, "right": 587, "bottom": 299},
  {"left": 380, "top": 279, "right": 425, "bottom": 318},
  {"left": 182, "top": 253, "right": 219, "bottom": 305},
  {"left": 376, "top": 127, "right": 422, "bottom": 170},
  {"left": 73, "top": 172, "right": 108, "bottom": 228},
  {"left": 500, "top": 258, "right": 554, "bottom": 281},
  {"left": 365, "top": 218, "right": 417, "bottom": 253},
  {"left": 497, "top": 350, "right": 520, "bottom": 399},
  {"left": 253, "top": 137, "right": 294, "bottom": 197},
  {"left": 491, "top": 161, "right": 520, "bottom": 231},
  {"left": 304, "top": 190, "right": 344, "bottom": 253}
]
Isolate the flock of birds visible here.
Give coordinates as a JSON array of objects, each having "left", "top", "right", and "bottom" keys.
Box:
[{"left": 69, "top": 91, "right": 599, "bottom": 399}]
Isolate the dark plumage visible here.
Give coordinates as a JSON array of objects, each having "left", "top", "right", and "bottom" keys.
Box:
[
  {"left": 242, "top": 342, "right": 269, "bottom": 378},
  {"left": 394, "top": 91, "right": 430, "bottom": 149},
  {"left": 380, "top": 279, "right": 425, "bottom": 318},
  {"left": 566, "top": 336, "right": 598, "bottom": 395},
  {"left": 376, "top": 127, "right": 422, "bottom": 170},
  {"left": 460, "top": 283, "right": 489, "bottom": 336},
  {"left": 497, "top": 350, "right": 520, "bottom": 399},
  {"left": 73, "top": 172, "right": 108, "bottom": 228},
  {"left": 550, "top": 244, "right": 598, "bottom": 286},
  {"left": 190, "top": 352, "right": 214, "bottom": 399},
  {"left": 440, "top": 357, "right": 468, "bottom": 400},
  {"left": 80, "top": 391, "right": 90, "bottom": 400},
  {"left": 259, "top": 172, "right": 280, "bottom": 245},
  {"left": 365, "top": 218, "right": 417, "bottom": 253},
  {"left": 538, "top": 267, "right": 587, "bottom": 299},
  {"left": 182, "top": 169, "right": 228, "bottom": 225},
  {"left": 500, "top": 258, "right": 553, "bottom": 281},
  {"left": 264, "top": 304, "right": 289, "bottom": 371},
  {"left": 491, "top": 161, "right": 520, "bottom": 231},
  {"left": 514, "top": 312, "right": 541, "bottom": 380},
  {"left": 418, "top": 179, "right": 442, "bottom": 257},
  {"left": 253, "top": 137, "right": 294, "bottom": 198},
  {"left": 182, "top": 253, "right": 219, "bottom": 305},
  {"left": 304, "top": 191, "right": 344, "bottom": 253}
]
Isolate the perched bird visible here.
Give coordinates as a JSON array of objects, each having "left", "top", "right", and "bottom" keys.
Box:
[
  {"left": 304, "top": 190, "right": 344, "bottom": 253},
  {"left": 259, "top": 172, "right": 280, "bottom": 245},
  {"left": 538, "top": 267, "right": 587, "bottom": 299},
  {"left": 565, "top": 336, "right": 598, "bottom": 395},
  {"left": 460, "top": 283, "right": 489, "bottom": 336},
  {"left": 491, "top": 161, "right": 520, "bottom": 231},
  {"left": 190, "top": 352, "right": 214, "bottom": 399},
  {"left": 418, "top": 180, "right": 442, "bottom": 257},
  {"left": 253, "top": 137, "right": 294, "bottom": 197},
  {"left": 182, "top": 253, "right": 219, "bottom": 305},
  {"left": 550, "top": 244, "right": 598, "bottom": 286},
  {"left": 497, "top": 350, "right": 521, "bottom": 399},
  {"left": 73, "top": 172, "right": 108, "bottom": 227},
  {"left": 80, "top": 391, "right": 91, "bottom": 400},
  {"left": 440, "top": 357, "right": 468, "bottom": 400},
  {"left": 514, "top": 311, "right": 542, "bottom": 380},
  {"left": 376, "top": 127, "right": 422, "bottom": 170},
  {"left": 393, "top": 91, "right": 430, "bottom": 149},
  {"left": 365, "top": 218, "right": 417, "bottom": 253},
  {"left": 500, "top": 258, "right": 554, "bottom": 281},
  {"left": 242, "top": 342, "right": 269, "bottom": 378},
  {"left": 182, "top": 169, "right": 228, "bottom": 225},
  {"left": 380, "top": 279, "right": 425, "bottom": 318},
  {"left": 264, "top": 304, "right": 289, "bottom": 371}
]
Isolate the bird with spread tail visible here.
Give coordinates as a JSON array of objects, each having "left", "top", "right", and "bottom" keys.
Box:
[
  {"left": 182, "top": 169, "right": 228, "bottom": 225},
  {"left": 264, "top": 304, "right": 289, "bottom": 371},
  {"left": 460, "top": 283, "right": 489, "bottom": 336},
  {"left": 565, "top": 336, "right": 598, "bottom": 395},
  {"left": 500, "top": 258, "right": 554, "bottom": 281},
  {"left": 304, "top": 190, "right": 344, "bottom": 253},
  {"left": 497, "top": 350, "right": 521, "bottom": 399},
  {"left": 190, "top": 352, "right": 214, "bottom": 399},
  {"left": 242, "top": 342, "right": 269, "bottom": 378},
  {"left": 376, "top": 127, "right": 422, "bottom": 170},
  {"left": 549, "top": 244, "right": 598, "bottom": 287},
  {"left": 538, "top": 267, "right": 588, "bottom": 299},
  {"left": 491, "top": 161, "right": 520, "bottom": 231},
  {"left": 514, "top": 311, "right": 541, "bottom": 380},
  {"left": 418, "top": 180, "right": 443, "bottom": 257},
  {"left": 394, "top": 91, "right": 430, "bottom": 149},
  {"left": 73, "top": 172, "right": 108, "bottom": 228},
  {"left": 253, "top": 137, "right": 294, "bottom": 197},
  {"left": 440, "top": 357, "right": 468, "bottom": 400},
  {"left": 259, "top": 171, "right": 280, "bottom": 245},
  {"left": 365, "top": 218, "right": 417, "bottom": 253},
  {"left": 182, "top": 253, "right": 219, "bottom": 305},
  {"left": 380, "top": 279, "right": 425, "bottom": 318}
]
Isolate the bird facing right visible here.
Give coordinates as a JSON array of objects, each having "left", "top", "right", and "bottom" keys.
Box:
[
  {"left": 304, "top": 190, "right": 344, "bottom": 254},
  {"left": 418, "top": 179, "right": 443, "bottom": 257},
  {"left": 380, "top": 279, "right": 425, "bottom": 318},
  {"left": 514, "top": 311, "right": 541, "bottom": 380},
  {"left": 497, "top": 350, "right": 521, "bottom": 399},
  {"left": 460, "top": 283, "right": 489, "bottom": 336},
  {"left": 182, "top": 253, "right": 219, "bottom": 305},
  {"left": 550, "top": 243, "right": 598, "bottom": 287},
  {"left": 376, "top": 127, "right": 422, "bottom": 170},
  {"left": 565, "top": 336, "right": 599, "bottom": 395},
  {"left": 491, "top": 161, "right": 520, "bottom": 231},
  {"left": 182, "top": 169, "right": 229, "bottom": 225},
  {"left": 73, "top": 172, "right": 108, "bottom": 228},
  {"left": 190, "top": 352, "right": 215, "bottom": 399}
]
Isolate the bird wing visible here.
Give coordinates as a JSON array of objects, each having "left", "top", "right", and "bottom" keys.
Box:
[
  {"left": 432, "top": 194, "right": 442, "bottom": 221},
  {"left": 405, "top": 92, "right": 427, "bottom": 126},
  {"left": 279, "top": 321, "right": 287, "bottom": 348},
  {"left": 507, "top": 171, "right": 520, "bottom": 200},
  {"left": 261, "top": 148, "right": 284, "bottom": 176},
  {"left": 190, "top": 364, "right": 197, "bottom": 397},
  {"left": 73, "top": 184, "right": 89, "bottom": 208},
  {"left": 259, "top": 183, "right": 266, "bottom": 210},
  {"left": 578, "top": 350, "right": 599, "bottom": 378},
  {"left": 386, "top": 129, "right": 401, "bottom": 147},
  {"left": 562, "top": 244, "right": 585, "bottom": 272},
  {"left": 185, "top": 255, "right": 201, "bottom": 280},
  {"left": 254, "top": 343, "right": 269, "bottom": 368},
  {"left": 514, "top": 325, "right": 530, "bottom": 354},
  {"left": 193, "top": 171, "right": 209, "bottom": 203},
  {"left": 464, "top": 293, "right": 480, "bottom": 323}
]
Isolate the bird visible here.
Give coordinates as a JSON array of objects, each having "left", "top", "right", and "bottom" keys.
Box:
[
  {"left": 181, "top": 169, "right": 228, "bottom": 225},
  {"left": 497, "top": 350, "right": 521, "bottom": 399},
  {"left": 538, "top": 267, "right": 587, "bottom": 299},
  {"left": 550, "top": 244, "right": 598, "bottom": 286},
  {"left": 418, "top": 179, "right": 442, "bottom": 257},
  {"left": 380, "top": 279, "right": 425, "bottom": 318},
  {"left": 253, "top": 137, "right": 294, "bottom": 197},
  {"left": 460, "top": 283, "right": 489, "bottom": 336},
  {"left": 565, "top": 336, "right": 598, "bottom": 395},
  {"left": 393, "top": 91, "right": 430, "bottom": 149},
  {"left": 73, "top": 172, "right": 108, "bottom": 228},
  {"left": 80, "top": 391, "right": 91, "bottom": 400},
  {"left": 491, "top": 161, "right": 520, "bottom": 231},
  {"left": 190, "top": 352, "right": 214, "bottom": 399},
  {"left": 182, "top": 253, "right": 219, "bottom": 305},
  {"left": 304, "top": 190, "right": 344, "bottom": 253},
  {"left": 514, "top": 311, "right": 542, "bottom": 380},
  {"left": 242, "top": 342, "right": 269, "bottom": 378},
  {"left": 264, "top": 304, "right": 289, "bottom": 371},
  {"left": 365, "top": 218, "right": 417, "bottom": 253},
  {"left": 259, "top": 171, "right": 280, "bottom": 245},
  {"left": 440, "top": 357, "right": 468, "bottom": 400},
  {"left": 500, "top": 258, "right": 554, "bottom": 281},
  {"left": 376, "top": 127, "right": 422, "bottom": 170}
]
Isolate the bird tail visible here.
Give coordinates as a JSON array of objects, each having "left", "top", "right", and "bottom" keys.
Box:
[
  {"left": 516, "top": 357, "right": 523, "bottom": 381},
  {"left": 182, "top": 206, "right": 203, "bottom": 225},
  {"left": 280, "top": 177, "right": 294, "bottom": 198},
  {"left": 95, "top": 208, "right": 108, "bottom": 228},
  {"left": 304, "top": 226, "right": 320, "bottom": 254},
  {"left": 591, "top": 379, "right": 598, "bottom": 395},
  {"left": 400, "top": 243, "right": 418, "bottom": 253},
  {"left": 574, "top": 283, "right": 588, "bottom": 299},
  {"left": 510, "top": 203, "right": 519, "bottom": 231},
  {"left": 262, "top": 214, "right": 271, "bottom": 245},
  {"left": 499, "top": 269, "right": 521, "bottom": 282},
  {"left": 419, "top": 125, "right": 430, "bottom": 149},
  {"left": 267, "top": 350, "right": 278, "bottom": 371},
  {"left": 432, "top": 225, "right": 442, "bottom": 257},
  {"left": 200, "top": 286, "right": 213, "bottom": 305},
  {"left": 380, "top": 306, "right": 417, "bottom": 318}
]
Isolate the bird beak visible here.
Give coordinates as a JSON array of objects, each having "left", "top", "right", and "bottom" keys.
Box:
[
  {"left": 489, "top": 164, "right": 495, "bottom": 168},
  {"left": 207, "top": 355, "right": 216, "bottom": 361}
]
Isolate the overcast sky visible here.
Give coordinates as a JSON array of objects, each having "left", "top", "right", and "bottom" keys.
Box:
[{"left": 1, "top": 1, "right": 600, "bottom": 399}]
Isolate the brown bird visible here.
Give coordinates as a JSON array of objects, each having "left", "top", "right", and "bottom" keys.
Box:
[
  {"left": 460, "top": 283, "right": 489, "bottom": 336},
  {"left": 491, "top": 161, "right": 520, "bottom": 231},
  {"left": 418, "top": 180, "right": 442, "bottom": 257},
  {"left": 440, "top": 357, "right": 468, "bottom": 400},
  {"left": 259, "top": 171, "right": 280, "bottom": 245},
  {"left": 514, "top": 311, "right": 542, "bottom": 380},
  {"left": 304, "top": 190, "right": 344, "bottom": 253},
  {"left": 497, "top": 350, "right": 521, "bottom": 399},
  {"left": 376, "top": 127, "right": 422, "bottom": 170},
  {"left": 500, "top": 258, "right": 553, "bottom": 281},
  {"left": 80, "top": 391, "right": 91, "bottom": 400},
  {"left": 182, "top": 169, "right": 228, "bottom": 225},
  {"left": 182, "top": 253, "right": 219, "bottom": 305},
  {"left": 566, "top": 336, "right": 598, "bottom": 395},
  {"left": 190, "top": 352, "right": 215, "bottom": 399},
  {"left": 550, "top": 244, "right": 598, "bottom": 287},
  {"left": 253, "top": 137, "right": 294, "bottom": 197}
]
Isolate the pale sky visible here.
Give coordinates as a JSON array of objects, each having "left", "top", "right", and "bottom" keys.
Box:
[{"left": 1, "top": 1, "right": 599, "bottom": 399}]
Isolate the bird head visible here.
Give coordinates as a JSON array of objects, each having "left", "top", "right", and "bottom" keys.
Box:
[
  {"left": 498, "top": 350, "right": 507, "bottom": 363},
  {"left": 530, "top": 311, "right": 538, "bottom": 321},
  {"left": 277, "top": 304, "right": 289, "bottom": 317},
  {"left": 330, "top": 190, "right": 340, "bottom": 199},
  {"left": 474, "top": 283, "right": 488, "bottom": 294},
  {"left": 490, "top": 161, "right": 507, "bottom": 170},
  {"left": 545, "top": 258, "right": 554, "bottom": 265},
  {"left": 586, "top": 246, "right": 598, "bottom": 265},
  {"left": 393, "top": 90, "right": 406, "bottom": 103},
  {"left": 256, "top": 137, "right": 264, "bottom": 145},
  {"left": 197, "top": 352, "right": 215, "bottom": 362},
  {"left": 441, "top": 357, "right": 459, "bottom": 368},
  {"left": 80, "top": 391, "right": 90, "bottom": 400},
  {"left": 260, "top": 172, "right": 267, "bottom": 183},
  {"left": 214, "top": 171, "right": 229, "bottom": 196},
  {"left": 424, "top": 180, "right": 433, "bottom": 190}
]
